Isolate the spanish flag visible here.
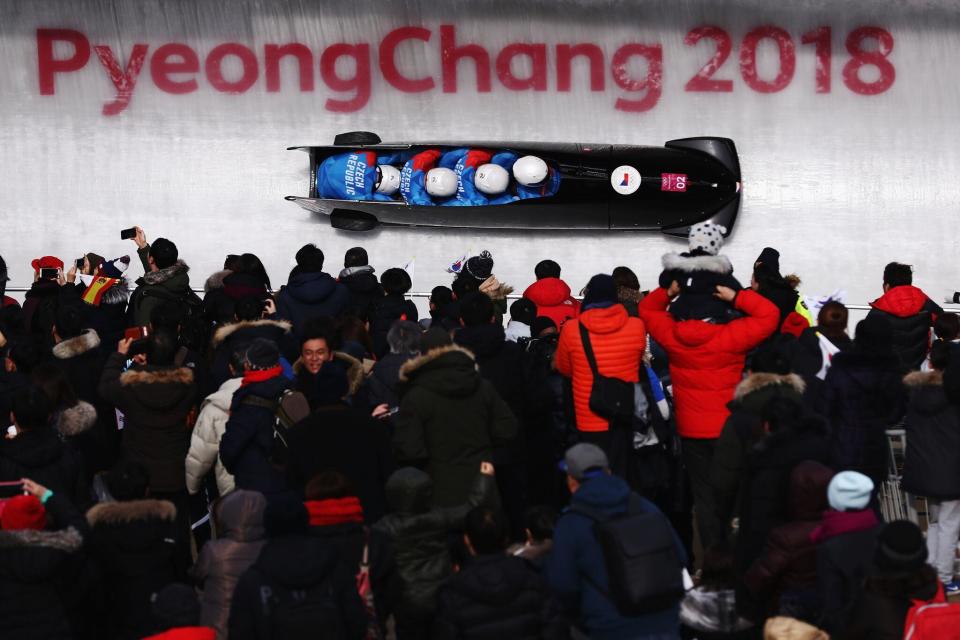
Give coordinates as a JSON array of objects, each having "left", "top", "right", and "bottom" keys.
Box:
[{"left": 82, "top": 276, "right": 118, "bottom": 306}]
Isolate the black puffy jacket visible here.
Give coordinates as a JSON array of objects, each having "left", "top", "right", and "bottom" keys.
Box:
[
  {"left": 228, "top": 531, "right": 368, "bottom": 640},
  {"left": 0, "top": 427, "right": 85, "bottom": 508},
  {"left": 867, "top": 285, "right": 942, "bottom": 372},
  {"left": 822, "top": 350, "right": 906, "bottom": 486},
  {"left": 902, "top": 370, "right": 960, "bottom": 499},
  {"left": 0, "top": 493, "right": 86, "bottom": 640},
  {"left": 85, "top": 499, "right": 182, "bottom": 640},
  {"left": 434, "top": 554, "right": 568, "bottom": 640},
  {"left": 374, "top": 468, "right": 496, "bottom": 616},
  {"left": 340, "top": 266, "right": 385, "bottom": 322}
]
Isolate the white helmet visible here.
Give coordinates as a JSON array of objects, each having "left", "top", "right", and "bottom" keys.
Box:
[
  {"left": 376, "top": 164, "right": 400, "bottom": 195},
  {"left": 513, "top": 155, "right": 549, "bottom": 186},
  {"left": 425, "top": 167, "right": 458, "bottom": 197},
  {"left": 474, "top": 163, "right": 510, "bottom": 195}
]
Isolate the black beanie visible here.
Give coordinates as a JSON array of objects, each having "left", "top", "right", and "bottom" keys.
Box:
[
  {"left": 245, "top": 338, "right": 280, "bottom": 370},
  {"left": 510, "top": 298, "right": 537, "bottom": 326},
  {"left": 464, "top": 250, "right": 494, "bottom": 281},
  {"left": 582, "top": 274, "right": 617, "bottom": 309},
  {"left": 875, "top": 520, "right": 927, "bottom": 572},
  {"left": 755, "top": 247, "right": 781, "bottom": 274},
  {"left": 531, "top": 316, "right": 557, "bottom": 337}
]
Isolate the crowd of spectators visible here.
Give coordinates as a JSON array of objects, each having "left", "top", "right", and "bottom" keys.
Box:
[{"left": 0, "top": 220, "right": 958, "bottom": 640}]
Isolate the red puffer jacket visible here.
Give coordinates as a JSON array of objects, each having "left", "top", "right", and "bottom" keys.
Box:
[
  {"left": 555, "top": 304, "right": 645, "bottom": 432},
  {"left": 640, "top": 288, "right": 779, "bottom": 439},
  {"left": 523, "top": 278, "right": 580, "bottom": 328}
]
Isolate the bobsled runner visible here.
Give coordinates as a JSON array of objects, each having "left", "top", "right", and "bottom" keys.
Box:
[{"left": 285, "top": 131, "right": 741, "bottom": 237}]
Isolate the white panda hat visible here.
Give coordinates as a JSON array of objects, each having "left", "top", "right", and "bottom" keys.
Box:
[{"left": 688, "top": 222, "right": 727, "bottom": 256}]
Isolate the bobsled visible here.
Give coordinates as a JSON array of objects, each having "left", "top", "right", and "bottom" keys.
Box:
[{"left": 285, "top": 131, "right": 742, "bottom": 236}]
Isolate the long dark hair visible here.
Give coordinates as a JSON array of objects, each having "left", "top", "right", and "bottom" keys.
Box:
[
  {"left": 235, "top": 253, "right": 272, "bottom": 291},
  {"left": 864, "top": 564, "right": 937, "bottom": 599}
]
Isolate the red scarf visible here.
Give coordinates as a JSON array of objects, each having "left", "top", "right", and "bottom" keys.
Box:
[
  {"left": 241, "top": 365, "right": 283, "bottom": 387},
  {"left": 305, "top": 497, "right": 364, "bottom": 527},
  {"left": 809, "top": 509, "right": 879, "bottom": 544}
]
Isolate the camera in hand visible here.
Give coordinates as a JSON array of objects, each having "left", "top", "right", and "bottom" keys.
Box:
[
  {"left": 120, "top": 227, "right": 137, "bottom": 240},
  {"left": 39, "top": 267, "right": 59, "bottom": 280},
  {"left": 76, "top": 258, "right": 85, "bottom": 269}
]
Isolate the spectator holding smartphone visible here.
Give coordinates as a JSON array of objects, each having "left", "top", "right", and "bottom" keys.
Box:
[
  {"left": 126, "top": 226, "right": 193, "bottom": 328},
  {"left": 23, "top": 255, "right": 64, "bottom": 340}
]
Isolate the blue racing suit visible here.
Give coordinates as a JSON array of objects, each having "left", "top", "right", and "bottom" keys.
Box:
[
  {"left": 439, "top": 148, "right": 518, "bottom": 206},
  {"left": 316, "top": 151, "right": 395, "bottom": 201}
]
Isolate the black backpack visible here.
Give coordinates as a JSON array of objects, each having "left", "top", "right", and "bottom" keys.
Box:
[
  {"left": 570, "top": 495, "right": 685, "bottom": 615},
  {"left": 130, "top": 286, "right": 209, "bottom": 352},
  {"left": 265, "top": 578, "right": 345, "bottom": 638}
]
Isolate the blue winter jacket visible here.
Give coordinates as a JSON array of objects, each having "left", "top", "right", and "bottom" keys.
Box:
[
  {"left": 219, "top": 375, "right": 292, "bottom": 496},
  {"left": 544, "top": 473, "right": 686, "bottom": 640},
  {"left": 439, "top": 148, "right": 518, "bottom": 207},
  {"left": 316, "top": 151, "right": 394, "bottom": 201},
  {"left": 276, "top": 271, "right": 350, "bottom": 338}
]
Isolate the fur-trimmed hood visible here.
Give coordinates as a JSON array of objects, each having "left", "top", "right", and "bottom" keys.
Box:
[
  {"left": 119, "top": 366, "right": 194, "bottom": 387},
  {"left": 292, "top": 351, "right": 364, "bottom": 394},
  {"left": 904, "top": 370, "right": 943, "bottom": 387},
  {"left": 204, "top": 269, "right": 231, "bottom": 293},
  {"left": 52, "top": 329, "right": 101, "bottom": 360},
  {"left": 86, "top": 499, "right": 177, "bottom": 526},
  {"left": 399, "top": 344, "right": 476, "bottom": 383},
  {"left": 479, "top": 276, "right": 514, "bottom": 300},
  {"left": 661, "top": 252, "right": 733, "bottom": 275},
  {"left": 0, "top": 526, "right": 83, "bottom": 552},
  {"left": 142, "top": 259, "right": 189, "bottom": 286},
  {"left": 211, "top": 318, "right": 292, "bottom": 348},
  {"left": 55, "top": 401, "right": 97, "bottom": 437},
  {"left": 733, "top": 372, "right": 806, "bottom": 401}
]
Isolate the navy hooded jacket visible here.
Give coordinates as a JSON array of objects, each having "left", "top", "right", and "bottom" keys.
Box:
[
  {"left": 544, "top": 473, "right": 686, "bottom": 640},
  {"left": 276, "top": 271, "right": 350, "bottom": 337}
]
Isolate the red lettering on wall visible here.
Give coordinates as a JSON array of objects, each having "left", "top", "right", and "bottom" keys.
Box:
[
  {"left": 150, "top": 43, "right": 199, "bottom": 94},
  {"left": 556, "top": 44, "right": 605, "bottom": 91},
  {"left": 611, "top": 43, "right": 662, "bottom": 112},
  {"left": 440, "top": 25, "right": 491, "bottom": 93},
  {"left": 37, "top": 28, "right": 91, "bottom": 95},
  {"left": 206, "top": 43, "right": 258, "bottom": 93},
  {"left": 740, "top": 26, "right": 795, "bottom": 93},
  {"left": 379, "top": 27, "right": 434, "bottom": 92},
  {"left": 264, "top": 43, "right": 314, "bottom": 92},
  {"left": 495, "top": 43, "right": 547, "bottom": 91},
  {"left": 684, "top": 26, "right": 733, "bottom": 92},
  {"left": 320, "top": 43, "right": 371, "bottom": 112},
  {"left": 93, "top": 44, "right": 148, "bottom": 115}
]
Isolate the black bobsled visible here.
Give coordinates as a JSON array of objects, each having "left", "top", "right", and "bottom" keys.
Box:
[{"left": 285, "top": 132, "right": 741, "bottom": 237}]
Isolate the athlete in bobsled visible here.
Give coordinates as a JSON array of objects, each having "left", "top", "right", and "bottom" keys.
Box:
[
  {"left": 316, "top": 151, "right": 401, "bottom": 201},
  {"left": 438, "top": 148, "right": 517, "bottom": 206},
  {"left": 510, "top": 155, "right": 561, "bottom": 199},
  {"left": 399, "top": 149, "right": 460, "bottom": 206}
]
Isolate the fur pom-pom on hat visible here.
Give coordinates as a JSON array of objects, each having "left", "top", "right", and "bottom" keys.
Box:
[{"left": 688, "top": 222, "right": 727, "bottom": 255}]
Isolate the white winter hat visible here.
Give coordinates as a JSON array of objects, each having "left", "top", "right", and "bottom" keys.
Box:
[
  {"left": 688, "top": 222, "right": 727, "bottom": 255},
  {"left": 827, "top": 471, "right": 874, "bottom": 511}
]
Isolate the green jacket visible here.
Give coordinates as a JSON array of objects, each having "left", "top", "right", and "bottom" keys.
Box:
[
  {"left": 128, "top": 245, "right": 192, "bottom": 327},
  {"left": 393, "top": 345, "right": 518, "bottom": 508}
]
